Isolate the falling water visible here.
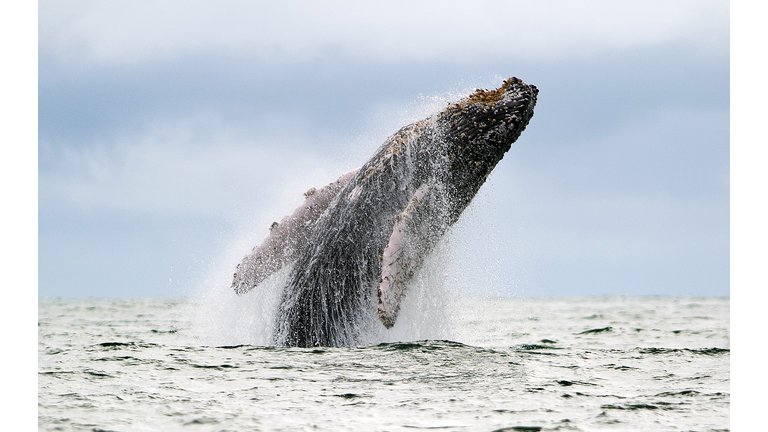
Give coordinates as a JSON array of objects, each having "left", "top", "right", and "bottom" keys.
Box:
[{"left": 191, "top": 215, "right": 467, "bottom": 347}]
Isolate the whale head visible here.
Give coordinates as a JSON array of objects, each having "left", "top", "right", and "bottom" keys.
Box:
[
  {"left": 433, "top": 77, "right": 538, "bottom": 210},
  {"left": 443, "top": 77, "right": 538, "bottom": 154}
]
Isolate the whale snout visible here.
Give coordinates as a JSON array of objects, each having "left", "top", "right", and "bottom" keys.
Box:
[
  {"left": 442, "top": 77, "right": 537, "bottom": 149},
  {"left": 496, "top": 78, "right": 538, "bottom": 121}
]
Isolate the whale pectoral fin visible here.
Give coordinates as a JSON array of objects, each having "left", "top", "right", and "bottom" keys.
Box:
[
  {"left": 378, "top": 184, "right": 447, "bottom": 328},
  {"left": 232, "top": 169, "right": 359, "bottom": 294}
]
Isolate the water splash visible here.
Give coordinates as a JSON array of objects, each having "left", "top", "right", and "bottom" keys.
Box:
[
  {"left": 190, "top": 170, "right": 500, "bottom": 348},
  {"left": 194, "top": 238, "right": 462, "bottom": 347},
  {"left": 193, "top": 266, "right": 287, "bottom": 347},
  {"left": 193, "top": 78, "right": 538, "bottom": 347},
  {"left": 372, "top": 238, "right": 460, "bottom": 344}
]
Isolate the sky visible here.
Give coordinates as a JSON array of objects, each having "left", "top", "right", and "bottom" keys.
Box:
[{"left": 36, "top": 0, "right": 731, "bottom": 298}]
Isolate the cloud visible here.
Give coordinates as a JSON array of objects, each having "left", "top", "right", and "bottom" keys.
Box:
[
  {"left": 38, "top": 115, "right": 352, "bottom": 222},
  {"left": 37, "top": 1, "right": 730, "bottom": 297},
  {"left": 40, "top": 0, "right": 728, "bottom": 66}
]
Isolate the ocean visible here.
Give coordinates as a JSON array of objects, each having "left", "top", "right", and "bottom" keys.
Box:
[{"left": 38, "top": 294, "right": 728, "bottom": 431}]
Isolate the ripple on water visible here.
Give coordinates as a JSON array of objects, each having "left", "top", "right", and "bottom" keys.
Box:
[{"left": 38, "top": 296, "right": 729, "bottom": 431}]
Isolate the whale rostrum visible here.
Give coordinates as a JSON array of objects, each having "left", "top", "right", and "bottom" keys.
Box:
[{"left": 232, "top": 77, "right": 538, "bottom": 347}]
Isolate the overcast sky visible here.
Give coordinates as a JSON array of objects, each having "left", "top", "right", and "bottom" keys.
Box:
[{"left": 38, "top": 0, "right": 730, "bottom": 298}]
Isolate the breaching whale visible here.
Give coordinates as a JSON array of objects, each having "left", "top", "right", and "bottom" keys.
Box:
[{"left": 232, "top": 77, "right": 538, "bottom": 347}]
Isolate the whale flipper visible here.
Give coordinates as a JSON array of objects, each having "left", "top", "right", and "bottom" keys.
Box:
[
  {"left": 377, "top": 183, "right": 451, "bottom": 328},
  {"left": 231, "top": 169, "right": 358, "bottom": 294}
]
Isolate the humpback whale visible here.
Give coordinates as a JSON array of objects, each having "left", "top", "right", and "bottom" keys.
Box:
[{"left": 232, "top": 77, "right": 538, "bottom": 347}]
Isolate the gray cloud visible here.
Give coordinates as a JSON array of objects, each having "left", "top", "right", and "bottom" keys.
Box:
[
  {"left": 38, "top": 1, "right": 729, "bottom": 298},
  {"left": 40, "top": 1, "right": 727, "bottom": 65}
]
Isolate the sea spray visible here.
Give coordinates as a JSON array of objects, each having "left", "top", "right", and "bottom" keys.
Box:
[
  {"left": 193, "top": 181, "right": 501, "bottom": 347},
  {"left": 191, "top": 165, "right": 350, "bottom": 345},
  {"left": 195, "top": 234, "right": 465, "bottom": 347},
  {"left": 195, "top": 78, "right": 537, "bottom": 347},
  {"left": 370, "top": 237, "right": 459, "bottom": 344},
  {"left": 193, "top": 265, "right": 290, "bottom": 346}
]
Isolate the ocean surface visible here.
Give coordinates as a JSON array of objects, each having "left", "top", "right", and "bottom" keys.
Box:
[{"left": 38, "top": 295, "right": 729, "bottom": 431}]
